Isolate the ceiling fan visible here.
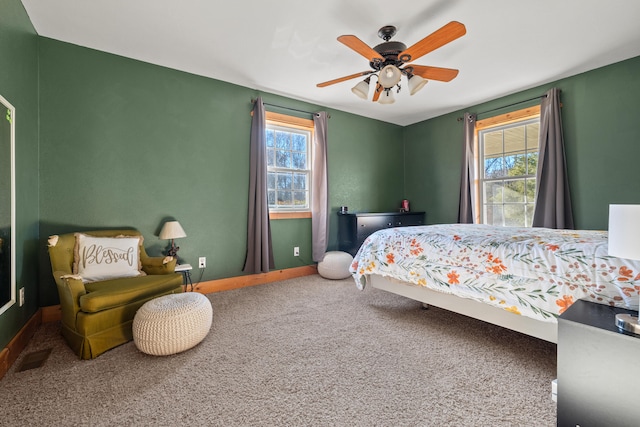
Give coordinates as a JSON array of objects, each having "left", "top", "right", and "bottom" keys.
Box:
[{"left": 317, "top": 21, "right": 466, "bottom": 104}]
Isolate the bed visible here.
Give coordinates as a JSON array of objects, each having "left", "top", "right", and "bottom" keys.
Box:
[{"left": 350, "top": 224, "right": 640, "bottom": 343}]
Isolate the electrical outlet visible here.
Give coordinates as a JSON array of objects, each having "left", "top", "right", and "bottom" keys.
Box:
[
  {"left": 199, "top": 257, "right": 206, "bottom": 268},
  {"left": 294, "top": 247, "right": 300, "bottom": 257},
  {"left": 19, "top": 287, "right": 24, "bottom": 307}
]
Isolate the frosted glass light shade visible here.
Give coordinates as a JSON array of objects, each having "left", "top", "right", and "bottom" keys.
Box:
[
  {"left": 378, "top": 65, "right": 402, "bottom": 88},
  {"left": 159, "top": 221, "right": 187, "bottom": 240},
  {"left": 407, "top": 74, "right": 428, "bottom": 95},
  {"left": 378, "top": 89, "right": 395, "bottom": 104},
  {"left": 608, "top": 204, "right": 640, "bottom": 260},
  {"left": 351, "top": 78, "right": 370, "bottom": 100}
]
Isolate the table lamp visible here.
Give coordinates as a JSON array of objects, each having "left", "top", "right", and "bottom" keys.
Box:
[
  {"left": 159, "top": 220, "right": 187, "bottom": 258},
  {"left": 608, "top": 204, "right": 640, "bottom": 334}
]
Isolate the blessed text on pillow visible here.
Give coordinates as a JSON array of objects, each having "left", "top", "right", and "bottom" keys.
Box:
[{"left": 73, "top": 233, "right": 146, "bottom": 283}]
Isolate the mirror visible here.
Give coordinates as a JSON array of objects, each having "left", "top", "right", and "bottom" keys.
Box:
[{"left": 0, "top": 94, "right": 15, "bottom": 315}]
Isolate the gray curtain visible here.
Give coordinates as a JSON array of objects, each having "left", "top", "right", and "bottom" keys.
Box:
[
  {"left": 532, "top": 88, "right": 574, "bottom": 229},
  {"left": 458, "top": 112, "right": 477, "bottom": 223},
  {"left": 243, "top": 97, "right": 274, "bottom": 273},
  {"left": 312, "top": 112, "right": 329, "bottom": 262}
]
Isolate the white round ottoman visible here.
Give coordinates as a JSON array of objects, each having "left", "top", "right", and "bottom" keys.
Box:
[
  {"left": 318, "top": 251, "right": 354, "bottom": 279},
  {"left": 133, "top": 292, "right": 212, "bottom": 356}
]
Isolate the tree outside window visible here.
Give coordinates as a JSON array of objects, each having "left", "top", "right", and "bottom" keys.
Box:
[
  {"left": 265, "top": 115, "right": 313, "bottom": 213},
  {"left": 480, "top": 118, "right": 540, "bottom": 227}
]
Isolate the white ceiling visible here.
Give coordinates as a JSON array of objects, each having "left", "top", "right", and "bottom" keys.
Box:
[{"left": 20, "top": 0, "right": 640, "bottom": 126}]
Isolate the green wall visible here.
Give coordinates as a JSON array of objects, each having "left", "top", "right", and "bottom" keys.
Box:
[
  {"left": 37, "top": 38, "right": 404, "bottom": 306},
  {"left": 0, "top": 0, "right": 40, "bottom": 349},
  {"left": 404, "top": 55, "right": 640, "bottom": 229}
]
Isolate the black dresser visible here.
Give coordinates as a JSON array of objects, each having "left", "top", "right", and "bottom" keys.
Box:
[
  {"left": 337, "top": 211, "right": 425, "bottom": 256},
  {"left": 557, "top": 299, "right": 640, "bottom": 426}
]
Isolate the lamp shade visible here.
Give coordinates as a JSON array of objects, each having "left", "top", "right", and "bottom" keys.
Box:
[
  {"left": 378, "top": 89, "right": 395, "bottom": 104},
  {"left": 159, "top": 221, "right": 187, "bottom": 240},
  {"left": 608, "top": 204, "right": 640, "bottom": 260},
  {"left": 407, "top": 74, "right": 428, "bottom": 95},
  {"left": 351, "top": 77, "right": 371, "bottom": 100},
  {"left": 378, "top": 65, "right": 402, "bottom": 88}
]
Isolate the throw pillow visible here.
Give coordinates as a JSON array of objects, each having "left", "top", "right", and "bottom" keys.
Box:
[{"left": 73, "top": 233, "right": 145, "bottom": 283}]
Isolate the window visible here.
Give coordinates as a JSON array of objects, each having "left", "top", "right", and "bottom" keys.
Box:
[
  {"left": 477, "top": 107, "right": 540, "bottom": 227},
  {"left": 265, "top": 112, "right": 313, "bottom": 219}
]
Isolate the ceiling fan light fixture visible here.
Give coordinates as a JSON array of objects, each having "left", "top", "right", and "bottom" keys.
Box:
[
  {"left": 378, "top": 64, "right": 402, "bottom": 88},
  {"left": 318, "top": 22, "right": 466, "bottom": 103},
  {"left": 407, "top": 74, "right": 428, "bottom": 95},
  {"left": 351, "top": 77, "right": 371, "bottom": 100},
  {"left": 378, "top": 89, "right": 395, "bottom": 105}
]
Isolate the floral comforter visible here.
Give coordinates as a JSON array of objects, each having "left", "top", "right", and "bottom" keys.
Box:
[{"left": 350, "top": 224, "right": 640, "bottom": 323}]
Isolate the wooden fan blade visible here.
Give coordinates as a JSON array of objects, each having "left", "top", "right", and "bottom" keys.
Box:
[
  {"left": 338, "top": 35, "right": 384, "bottom": 62},
  {"left": 398, "top": 21, "right": 466, "bottom": 63},
  {"left": 372, "top": 83, "right": 383, "bottom": 102},
  {"left": 407, "top": 65, "right": 459, "bottom": 82},
  {"left": 316, "top": 71, "right": 372, "bottom": 88}
]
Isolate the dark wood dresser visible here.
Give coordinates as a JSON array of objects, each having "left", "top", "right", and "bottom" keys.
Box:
[{"left": 337, "top": 211, "right": 425, "bottom": 256}]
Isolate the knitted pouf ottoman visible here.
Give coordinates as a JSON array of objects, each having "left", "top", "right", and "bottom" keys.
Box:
[
  {"left": 133, "top": 292, "right": 212, "bottom": 356},
  {"left": 318, "top": 251, "right": 354, "bottom": 280}
]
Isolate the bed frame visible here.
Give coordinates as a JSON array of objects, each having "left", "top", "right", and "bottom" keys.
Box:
[{"left": 369, "top": 274, "right": 558, "bottom": 343}]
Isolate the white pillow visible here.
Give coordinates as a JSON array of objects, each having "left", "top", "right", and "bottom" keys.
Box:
[{"left": 73, "top": 233, "right": 145, "bottom": 283}]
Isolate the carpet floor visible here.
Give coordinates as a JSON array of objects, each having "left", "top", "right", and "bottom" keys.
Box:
[{"left": 0, "top": 274, "right": 557, "bottom": 426}]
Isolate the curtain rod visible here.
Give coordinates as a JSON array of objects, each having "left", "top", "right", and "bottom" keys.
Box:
[
  {"left": 456, "top": 93, "right": 549, "bottom": 122},
  {"left": 251, "top": 98, "right": 331, "bottom": 118}
]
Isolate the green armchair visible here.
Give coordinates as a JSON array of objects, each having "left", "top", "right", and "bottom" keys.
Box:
[{"left": 48, "top": 229, "right": 184, "bottom": 359}]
